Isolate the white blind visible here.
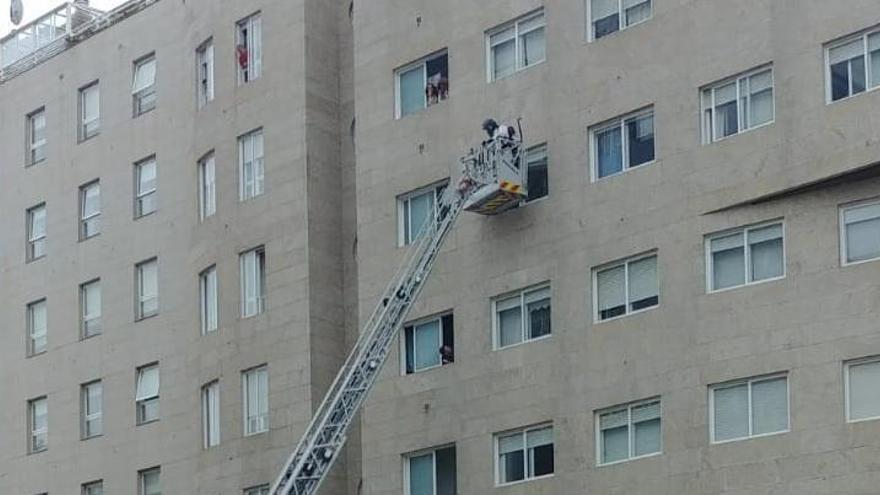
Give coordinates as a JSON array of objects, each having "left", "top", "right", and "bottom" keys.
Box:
[
  {"left": 498, "top": 433, "right": 524, "bottom": 455},
  {"left": 140, "top": 261, "right": 158, "bottom": 299},
  {"left": 600, "top": 409, "right": 627, "bottom": 430},
  {"left": 132, "top": 58, "right": 156, "bottom": 93},
  {"left": 829, "top": 39, "right": 864, "bottom": 65},
  {"left": 526, "top": 426, "right": 553, "bottom": 448},
  {"left": 30, "top": 302, "right": 47, "bottom": 337},
  {"left": 751, "top": 377, "right": 788, "bottom": 435},
  {"left": 713, "top": 383, "right": 748, "bottom": 441},
  {"left": 83, "top": 85, "right": 99, "bottom": 121},
  {"left": 30, "top": 206, "right": 46, "bottom": 238},
  {"left": 136, "top": 367, "right": 159, "bottom": 401},
  {"left": 714, "top": 81, "right": 737, "bottom": 106},
  {"left": 845, "top": 203, "right": 880, "bottom": 224},
  {"left": 631, "top": 401, "right": 661, "bottom": 423},
  {"left": 749, "top": 224, "right": 782, "bottom": 244},
  {"left": 597, "top": 265, "right": 625, "bottom": 312},
  {"left": 849, "top": 361, "right": 880, "bottom": 420},
  {"left": 846, "top": 217, "right": 880, "bottom": 262},
  {"left": 82, "top": 183, "right": 100, "bottom": 218},
  {"left": 628, "top": 256, "right": 658, "bottom": 303},
  {"left": 83, "top": 282, "right": 101, "bottom": 319},
  {"left": 592, "top": 0, "right": 618, "bottom": 20}
]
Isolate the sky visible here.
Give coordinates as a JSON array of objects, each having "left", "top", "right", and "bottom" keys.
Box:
[{"left": 1, "top": 0, "right": 126, "bottom": 38}]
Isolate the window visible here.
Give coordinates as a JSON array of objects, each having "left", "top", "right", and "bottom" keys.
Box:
[
  {"left": 136, "top": 258, "right": 159, "bottom": 319},
  {"left": 239, "top": 129, "right": 265, "bottom": 201},
  {"left": 710, "top": 374, "right": 789, "bottom": 443},
  {"left": 395, "top": 51, "right": 449, "bottom": 118},
  {"left": 135, "top": 156, "right": 157, "bottom": 217},
  {"left": 82, "top": 480, "right": 103, "bottom": 495},
  {"left": 237, "top": 13, "right": 262, "bottom": 84},
  {"left": 702, "top": 67, "right": 774, "bottom": 143},
  {"left": 846, "top": 358, "right": 880, "bottom": 422},
  {"left": 840, "top": 201, "right": 880, "bottom": 265},
  {"left": 242, "top": 366, "right": 268, "bottom": 435},
  {"left": 79, "top": 82, "right": 100, "bottom": 140},
  {"left": 136, "top": 364, "right": 160, "bottom": 424},
  {"left": 139, "top": 467, "right": 161, "bottom": 495},
  {"left": 199, "top": 152, "right": 216, "bottom": 219},
  {"left": 26, "top": 203, "right": 47, "bottom": 261},
  {"left": 244, "top": 486, "right": 270, "bottom": 495},
  {"left": 29, "top": 397, "right": 48, "bottom": 453},
  {"left": 827, "top": 30, "right": 880, "bottom": 102},
  {"left": 494, "top": 285, "right": 551, "bottom": 349},
  {"left": 403, "top": 313, "right": 454, "bottom": 374},
  {"left": 591, "top": 108, "right": 654, "bottom": 180},
  {"left": 240, "top": 247, "right": 266, "bottom": 318},
  {"left": 80, "top": 279, "right": 102, "bottom": 338},
  {"left": 525, "top": 144, "right": 548, "bottom": 202},
  {"left": 81, "top": 380, "right": 103, "bottom": 439},
  {"left": 200, "top": 265, "right": 218, "bottom": 334},
  {"left": 132, "top": 55, "right": 157, "bottom": 116},
  {"left": 594, "top": 253, "right": 658, "bottom": 321},
  {"left": 27, "top": 299, "right": 47, "bottom": 356},
  {"left": 495, "top": 424, "right": 554, "bottom": 485},
  {"left": 398, "top": 183, "right": 446, "bottom": 246},
  {"left": 707, "top": 222, "right": 784, "bottom": 292},
  {"left": 589, "top": 0, "right": 651, "bottom": 40},
  {"left": 202, "top": 380, "right": 220, "bottom": 448},
  {"left": 487, "top": 10, "right": 545, "bottom": 81},
  {"left": 80, "top": 181, "right": 100, "bottom": 239},
  {"left": 405, "top": 445, "right": 457, "bottom": 495},
  {"left": 197, "top": 39, "right": 214, "bottom": 107},
  {"left": 27, "top": 108, "right": 46, "bottom": 165},
  {"left": 597, "top": 399, "right": 661, "bottom": 465}
]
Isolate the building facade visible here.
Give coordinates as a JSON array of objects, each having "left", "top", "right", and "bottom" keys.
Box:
[{"left": 3, "top": 0, "right": 880, "bottom": 494}]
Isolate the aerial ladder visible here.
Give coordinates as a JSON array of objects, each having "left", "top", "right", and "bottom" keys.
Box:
[{"left": 269, "top": 129, "right": 527, "bottom": 495}]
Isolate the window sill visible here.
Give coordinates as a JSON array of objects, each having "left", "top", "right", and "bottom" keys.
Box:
[
  {"left": 710, "top": 428, "right": 788, "bottom": 445},
  {"left": 826, "top": 84, "right": 880, "bottom": 105},
  {"left": 135, "top": 312, "right": 159, "bottom": 323},
  {"left": 27, "top": 350, "right": 47, "bottom": 358},
  {"left": 597, "top": 451, "right": 661, "bottom": 467},
  {"left": 134, "top": 210, "right": 157, "bottom": 221},
  {"left": 133, "top": 106, "right": 156, "bottom": 118},
  {"left": 136, "top": 418, "right": 160, "bottom": 427},
  {"left": 79, "top": 232, "right": 101, "bottom": 243},
  {"left": 488, "top": 59, "right": 546, "bottom": 84},
  {"left": 495, "top": 473, "right": 554, "bottom": 488},
  {"left": 593, "top": 159, "right": 656, "bottom": 183},
  {"left": 703, "top": 120, "right": 774, "bottom": 146},
  {"left": 594, "top": 304, "right": 659, "bottom": 325},
  {"left": 78, "top": 133, "right": 100, "bottom": 144},
  {"left": 80, "top": 331, "right": 102, "bottom": 341},
  {"left": 26, "top": 255, "right": 46, "bottom": 264},
  {"left": 404, "top": 362, "right": 452, "bottom": 376},
  {"left": 841, "top": 255, "right": 880, "bottom": 268},
  {"left": 25, "top": 158, "right": 46, "bottom": 168},
  {"left": 706, "top": 274, "right": 785, "bottom": 295},
  {"left": 244, "top": 430, "right": 269, "bottom": 437},
  {"left": 81, "top": 434, "right": 103, "bottom": 441},
  {"left": 494, "top": 332, "right": 552, "bottom": 352},
  {"left": 28, "top": 449, "right": 47, "bottom": 456}
]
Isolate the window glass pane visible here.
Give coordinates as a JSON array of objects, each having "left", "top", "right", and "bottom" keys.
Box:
[
  {"left": 624, "top": 0, "right": 651, "bottom": 26},
  {"left": 414, "top": 319, "right": 441, "bottom": 370},
  {"left": 597, "top": 265, "right": 625, "bottom": 319},
  {"left": 749, "top": 225, "right": 783, "bottom": 281},
  {"left": 132, "top": 58, "right": 156, "bottom": 93},
  {"left": 846, "top": 215, "right": 880, "bottom": 263},
  {"left": 633, "top": 417, "right": 660, "bottom": 456},
  {"left": 530, "top": 443, "right": 554, "bottom": 477},
  {"left": 849, "top": 360, "right": 880, "bottom": 420},
  {"left": 435, "top": 447, "right": 456, "bottom": 495},
  {"left": 869, "top": 33, "right": 880, "bottom": 88},
  {"left": 520, "top": 27, "right": 545, "bottom": 68},
  {"left": 601, "top": 424, "right": 628, "bottom": 463},
  {"left": 525, "top": 293, "right": 551, "bottom": 339},
  {"left": 714, "top": 82, "right": 738, "bottom": 138},
  {"left": 492, "top": 39, "right": 516, "bottom": 80},
  {"left": 399, "top": 66, "right": 424, "bottom": 116},
  {"left": 408, "top": 192, "right": 434, "bottom": 243},
  {"left": 751, "top": 377, "right": 788, "bottom": 435},
  {"left": 501, "top": 451, "right": 525, "bottom": 483},
  {"left": 424, "top": 55, "right": 448, "bottom": 106},
  {"left": 711, "top": 233, "right": 745, "bottom": 290},
  {"left": 525, "top": 145, "right": 548, "bottom": 201},
  {"left": 628, "top": 256, "right": 658, "bottom": 310},
  {"left": 626, "top": 114, "right": 654, "bottom": 167},
  {"left": 498, "top": 305, "right": 523, "bottom": 347},
  {"left": 747, "top": 70, "right": 774, "bottom": 127},
  {"left": 713, "top": 383, "right": 749, "bottom": 441},
  {"left": 852, "top": 55, "right": 867, "bottom": 94},
  {"left": 136, "top": 366, "right": 159, "bottom": 400},
  {"left": 409, "top": 453, "right": 434, "bottom": 495},
  {"left": 831, "top": 61, "right": 851, "bottom": 101},
  {"left": 592, "top": 0, "right": 619, "bottom": 38},
  {"left": 595, "top": 125, "right": 622, "bottom": 178}
]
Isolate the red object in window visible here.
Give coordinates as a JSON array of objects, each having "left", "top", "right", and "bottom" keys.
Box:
[{"left": 237, "top": 45, "right": 249, "bottom": 69}]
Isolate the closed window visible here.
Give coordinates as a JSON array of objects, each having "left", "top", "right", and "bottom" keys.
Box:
[
  {"left": 80, "top": 279, "right": 102, "bottom": 338},
  {"left": 240, "top": 247, "right": 266, "bottom": 317},
  {"left": 840, "top": 201, "right": 880, "bottom": 265},
  {"left": 395, "top": 51, "right": 449, "bottom": 118},
  {"left": 244, "top": 486, "right": 270, "bottom": 495},
  {"left": 135, "top": 157, "right": 157, "bottom": 217},
  {"left": 27, "top": 108, "right": 46, "bottom": 165},
  {"left": 202, "top": 380, "right": 220, "bottom": 448},
  {"left": 591, "top": 108, "right": 654, "bottom": 179},
  {"left": 29, "top": 396, "right": 48, "bottom": 453},
  {"left": 197, "top": 39, "right": 214, "bottom": 107},
  {"left": 707, "top": 222, "right": 784, "bottom": 292},
  {"left": 82, "top": 480, "right": 103, "bottom": 495},
  {"left": 199, "top": 152, "right": 216, "bottom": 219},
  {"left": 81, "top": 380, "right": 103, "bottom": 439},
  {"left": 237, "top": 13, "right": 262, "bottom": 84},
  {"left": 495, "top": 424, "right": 554, "bottom": 485},
  {"left": 487, "top": 10, "right": 545, "bottom": 81},
  {"left": 243, "top": 365, "right": 268, "bottom": 435},
  {"left": 27, "top": 299, "right": 47, "bottom": 356},
  {"left": 589, "top": 0, "right": 651, "bottom": 40},
  {"left": 80, "top": 180, "right": 100, "bottom": 239},
  {"left": 200, "top": 265, "right": 218, "bottom": 334},
  {"left": 405, "top": 445, "right": 457, "bottom": 495},
  {"left": 398, "top": 183, "right": 446, "bottom": 246},
  {"left": 239, "top": 129, "right": 265, "bottom": 201},
  {"left": 597, "top": 399, "right": 661, "bottom": 465},
  {"left": 79, "top": 82, "right": 100, "bottom": 140},
  {"left": 827, "top": 30, "right": 880, "bottom": 102},
  {"left": 595, "top": 253, "right": 658, "bottom": 321},
  {"left": 525, "top": 144, "right": 548, "bottom": 202},
  {"left": 26, "top": 203, "right": 46, "bottom": 261},
  {"left": 139, "top": 467, "right": 161, "bottom": 495},
  {"left": 403, "top": 313, "right": 454, "bottom": 374},
  {"left": 136, "top": 258, "right": 159, "bottom": 319},
  {"left": 846, "top": 358, "right": 880, "bottom": 422},
  {"left": 132, "top": 55, "right": 157, "bottom": 116},
  {"left": 494, "top": 285, "right": 551, "bottom": 349},
  {"left": 136, "top": 364, "right": 160, "bottom": 424},
  {"left": 702, "top": 67, "right": 774, "bottom": 143},
  {"left": 710, "top": 374, "right": 789, "bottom": 443}
]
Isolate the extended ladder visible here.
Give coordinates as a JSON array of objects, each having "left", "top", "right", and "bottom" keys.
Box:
[{"left": 269, "top": 138, "right": 525, "bottom": 495}]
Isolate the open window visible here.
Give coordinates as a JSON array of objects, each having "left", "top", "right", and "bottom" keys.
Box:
[
  {"left": 402, "top": 313, "right": 454, "bottom": 374},
  {"left": 237, "top": 13, "right": 262, "bottom": 84},
  {"left": 405, "top": 445, "right": 457, "bottom": 495},
  {"left": 132, "top": 54, "right": 157, "bottom": 116},
  {"left": 395, "top": 51, "right": 449, "bottom": 118}
]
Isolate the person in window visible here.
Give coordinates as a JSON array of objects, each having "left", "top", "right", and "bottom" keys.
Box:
[{"left": 440, "top": 344, "right": 454, "bottom": 365}]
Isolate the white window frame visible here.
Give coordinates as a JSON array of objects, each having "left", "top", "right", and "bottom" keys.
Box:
[
  {"left": 27, "top": 298, "right": 47, "bottom": 357},
  {"left": 79, "top": 81, "right": 100, "bottom": 141},
  {"left": 82, "top": 480, "right": 103, "bottom": 495},
  {"left": 27, "top": 107, "right": 47, "bottom": 165},
  {"left": 80, "top": 278, "right": 102, "bottom": 338},
  {"left": 139, "top": 467, "right": 161, "bottom": 495},
  {"left": 595, "top": 398, "right": 662, "bottom": 466},
  {"left": 200, "top": 265, "right": 218, "bottom": 334},
  {"left": 592, "top": 251, "right": 659, "bottom": 323},
  {"left": 486, "top": 9, "right": 546, "bottom": 82},
  {"left": 400, "top": 312, "right": 452, "bottom": 375},
  {"left": 29, "top": 396, "right": 48, "bottom": 454},
  {"left": 199, "top": 151, "right": 216, "bottom": 220},
  {"left": 136, "top": 258, "right": 159, "bottom": 320},
  {"left": 132, "top": 54, "right": 157, "bottom": 116},
  {"left": 134, "top": 156, "right": 158, "bottom": 218},
  {"left": 242, "top": 365, "right": 269, "bottom": 436},
  {"left": 589, "top": 107, "right": 655, "bottom": 181},
  {"left": 80, "top": 180, "right": 100, "bottom": 240},
  {"left": 402, "top": 444, "right": 456, "bottom": 495},
  {"left": 135, "top": 364, "right": 160, "bottom": 425},
  {"left": 492, "top": 283, "right": 552, "bottom": 350},
  {"left": 493, "top": 423, "right": 554, "bottom": 486},
  {"left": 844, "top": 356, "right": 880, "bottom": 423},
  {"left": 26, "top": 203, "right": 46, "bottom": 262},
  {"left": 708, "top": 373, "right": 790, "bottom": 444},
  {"left": 839, "top": 198, "right": 880, "bottom": 266},
  {"left": 238, "top": 128, "right": 265, "bottom": 201},
  {"left": 240, "top": 246, "right": 266, "bottom": 318},
  {"left": 701, "top": 65, "right": 775, "bottom": 144},
  {"left": 81, "top": 380, "right": 103, "bottom": 439},
  {"left": 202, "top": 380, "right": 220, "bottom": 448},
  {"left": 393, "top": 50, "right": 449, "bottom": 119},
  {"left": 705, "top": 220, "right": 786, "bottom": 293},
  {"left": 586, "top": 0, "right": 653, "bottom": 41},
  {"left": 824, "top": 28, "right": 880, "bottom": 103},
  {"left": 236, "top": 12, "right": 263, "bottom": 84},
  {"left": 397, "top": 181, "right": 447, "bottom": 247},
  {"left": 244, "top": 485, "right": 270, "bottom": 495},
  {"left": 196, "top": 38, "right": 214, "bottom": 108}
]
